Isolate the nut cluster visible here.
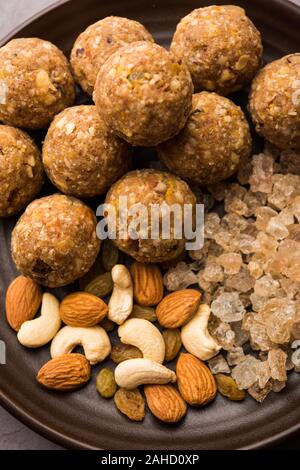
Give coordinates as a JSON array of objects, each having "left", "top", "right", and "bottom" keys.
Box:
[{"left": 6, "top": 254, "right": 220, "bottom": 423}]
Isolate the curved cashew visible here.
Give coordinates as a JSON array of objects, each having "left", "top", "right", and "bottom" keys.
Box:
[
  {"left": 108, "top": 264, "right": 133, "bottom": 325},
  {"left": 114, "top": 358, "right": 176, "bottom": 389},
  {"left": 17, "top": 293, "right": 61, "bottom": 348},
  {"left": 50, "top": 325, "right": 111, "bottom": 365},
  {"left": 181, "top": 304, "right": 221, "bottom": 361},
  {"left": 118, "top": 318, "right": 165, "bottom": 364}
]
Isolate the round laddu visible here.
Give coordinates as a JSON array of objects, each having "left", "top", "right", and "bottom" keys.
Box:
[
  {"left": 0, "top": 38, "right": 75, "bottom": 129},
  {"left": 158, "top": 92, "right": 252, "bottom": 185},
  {"left": 249, "top": 54, "right": 300, "bottom": 151},
  {"left": 11, "top": 194, "right": 100, "bottom": 287},
  {"left": 93, "top": 41, "right": 193, "bottom": 146},
  {"left": 104, "top": 169, "right": 196, "bottom": 263},
  {"left": 42, "top": 105, "right": 132, "bottom": 198},
  {"left": 0, "top": 125, "right": 44, "bottom": 217},
  {"left": 170, "top": 5, "right": 262, "bottom": 95},
  {"left": 71, "top": 16, "right": 154, "bottom": 95}
]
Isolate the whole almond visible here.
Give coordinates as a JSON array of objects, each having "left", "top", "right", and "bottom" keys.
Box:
[
  {"left": 144, "top": 384, "right": 187, "bottom": 423},
  {"left": 6, "top": 276, "right": 42, "bottom": 331},
  {"left": 37, "top": 353, "right": 91, "bottom": 391},
  {"left": 60, "top": 292, "right": 108, "bottom": 327},
  {"left": 131, "top": 262, "right": 164, "bottom": 307},
  {"left": 156, "top": 289, "right": 201, "bottom": 328},
  {"left": 176, "top": 353, "right": 217, "bottom": 406}
]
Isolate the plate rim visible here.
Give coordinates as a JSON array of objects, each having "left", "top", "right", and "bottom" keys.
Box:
[{"left": 1, "top": 0, "right": 300, "bottom": 450}]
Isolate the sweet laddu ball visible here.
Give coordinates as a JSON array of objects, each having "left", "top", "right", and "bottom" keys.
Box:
[
  {"left": 104, "top": 169, "right": 197, "bottom": 263},
  {"left": 11, "top": 194, "right": 100, "bottom": 287},
  {"left": 249, "top": 54, "right": 300, "bottom": 151},
  {"left": 158, "top": 92, "right": 252, "bottom": 185},
  {"left": 0, "top": 125, "right": 44, "bottom": 217},
  {"left": 0, "top": 38, "right": 75, "bottom": 129},
  {"left": 170, "top": 5, "right": 262, "bottom": 95},
  {"left": 42, "top": 105, "right": 132, "bottom": 198},
  {"left": 93, "top": 41, "right": 193, "bottom": 146},
  {"left": 71, "top": 16, "right": 154, "bottom": 95}
]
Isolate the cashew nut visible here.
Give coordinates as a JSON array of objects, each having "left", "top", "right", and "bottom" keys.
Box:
[
  {"left": 50, "top": 325, "right": 111, "bottom": 365},
  {"left": 181, "top": 304, "right": 221, "bottom": 361},
  {"left": 114, "top": 358, "right": 176, "bottom": 389},
  {"left": 17, "top": 293, "right": 61, "bottom": 348},
  {"left": 118, "top": 318, "right": 165, "bottom": 364},
  {"left": 108, "top": 264, "right": 133, "bottom": 325}
]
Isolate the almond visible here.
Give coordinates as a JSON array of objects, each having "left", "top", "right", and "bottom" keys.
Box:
[
  {"left": 6, "top": 276, "right": 42, "bottom": 331},
  {"left": 144, "top": 384, "right": 187, "bottom": 423},
  {"left": 60, "top": 292, "right": 108, "bottom": 327},
  {"left": 130, "top": 261, "right": 164, "bottom": 307},
  {"left": 156, "top": 289, "right": 201, "bottom": 328},
  {"left": 37, "top": 353, "right": 91, "bottom": 391},
  {"left": 176, "top": 353, "right": 217, "bottom": 406}
]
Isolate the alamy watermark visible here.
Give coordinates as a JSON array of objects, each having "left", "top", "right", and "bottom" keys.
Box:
[
  {"left": 96, "top": 196, "right": 204, "bottom": 251},
  {"left": 0, "top": 340, "right": 6, "bottom": 364}
]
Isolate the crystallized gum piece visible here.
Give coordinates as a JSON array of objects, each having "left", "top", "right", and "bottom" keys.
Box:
[
  {"left": 248, "top": 260, "right": 264, "bottom": 279},
  {"left": 248, "top": 381, "right": 272, "bottom": 402},
  {"left": 236, "top": 233, "right": 259, "bottom": 254},
  {"left": 215, "top": 230, "right": 239, "bottom": 252},
  {"left": 197, "top": 271, "right": 217, "bottom": 293},
  {"left": 262, "top": 298, "right": 298, "bottom": 344},
  {"left": 255, "top": 231, "right": 279, "bottom": 260},
  {"left": 225, "top": 266, "right": 255, "bottom": 293},
  {"left": 202, "top": 262, "right": 224, "bottom": 283},
  {"left": 255, "top": 206, "right": 278, "bottom": 231},
  {"left": 268, "top": 349, "right": 287, "bottom": 381},
  {"left": 211, "top": 292, "right": 245, "bottom": 322},
  {"left": 204, "top": 212, "right": 220, "bottom": 239},
  {"left": 208, "top": 355, "right": 230, "bottom": 374},
  {"left": 280, "top": 278, "right": 300, "bottom": 299},
  {"left": 237, "top": 158, "right": 253, "bottom": 185},
  {"left": 268, "top": 174, "right": 300, "bottom": 210},
  {"left": 249, "top": 153, "right": 274, "bottom": 194},
  {"left": 221, "top": 212, "right": 249, "bottom": 233},
  {"left": 254, "top": 275, "right": 282, "bottom": 298},
  {"left": 231, "top": 355, "right": 263, "bottom": 390},
  {"left": 208, "top": 319, "right": 236, "bottom": 352},
  {"left": 249, "top": 293, "right": 267, "bottom": 312},
  {"left": 188, "top": 239, "right": 210, "bottom": 261},
  {"left": 231, "top": 320, "right": 250, "bottom": 346},
  {"left": 277, "top": 239, "right": 300, "bottom": 282},
  {"left": 249, "top": 318, "right": 275, "bottom": 351},
  {"left": 227, "top": 347, "right": 245, "bottom": 366},
  {"left": 216, "top": 252, "right": 242, "bottom": 275},
  {"left": 276, "top": 207, "right": 294, "bottom": 226},
  {"left": 266, "top": 218, "right": 289, "bottom": 239},
  {"left": 244, "top": 191, "right": 267, "bottom": 217},
  {"left": 163, "top": 261, "right": 198, "bottom": 291}
]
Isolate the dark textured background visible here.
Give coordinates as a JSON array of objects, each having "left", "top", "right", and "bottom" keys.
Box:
[{"left": 0, "top": 0, "right": 300, "bottom": 450}]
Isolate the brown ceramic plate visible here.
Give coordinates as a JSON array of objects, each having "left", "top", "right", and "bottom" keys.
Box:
[{"left": 1, "top": 0, "right": 300, "bottom": 450}]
